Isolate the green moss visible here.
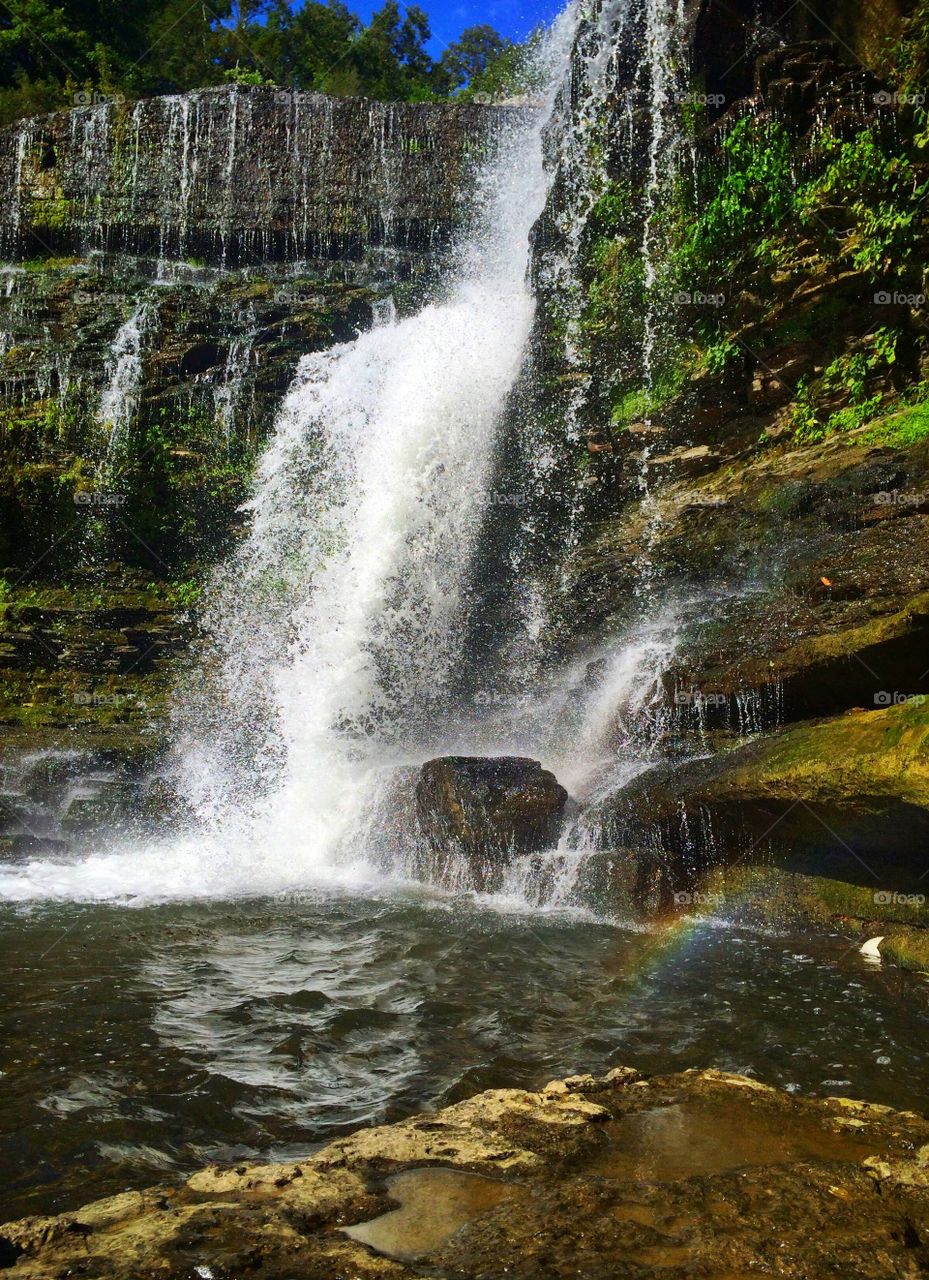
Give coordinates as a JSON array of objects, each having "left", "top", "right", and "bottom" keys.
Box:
[
  {"left": 881, "top": 928, "right": 929, "bottom": 973},
  {"left": 792, "top": 328, "right": 902, "bottom": 442},
  {"left": 719, "top": 699, "right": 929, "bottom": 813},
  {"left": 27, "top": 196, "right": 76, "bottom": 231},
  {"left": 863, "top": 394, "right": 929, "bottom": 446}
]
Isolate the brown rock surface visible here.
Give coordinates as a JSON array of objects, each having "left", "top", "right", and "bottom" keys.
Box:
[{"left": 4, "top": 1066, "right": 929, "bottom": 1278}]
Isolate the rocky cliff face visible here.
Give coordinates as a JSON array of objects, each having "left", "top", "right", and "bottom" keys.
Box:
[
  {"left": 691, "top": 0, "right": 915, "bottom": 98},
  {"left": 0, "top": 87, "right": 519, "bottom": 268},
  {"left": 518, "top": 0, "right": 929, "bottom": 949}
]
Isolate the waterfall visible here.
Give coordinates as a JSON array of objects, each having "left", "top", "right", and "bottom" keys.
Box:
[
  {"left": 171, "top": 16, "right": 579, "bottom": 876},
  {"left": 213, "top": 328, "right": 257, "bottom": 448},
  {"left": 0, "top": 0, "right": 691, "bottom": 906},
  {"left": 97, "top": 299, "right": 155, "bottom": 451},
  {"left": 641, "top": 0, "right": 686, "bottom": 389},
  {"left": 1, "top": 121, "right": 34, "bottom": 257}
]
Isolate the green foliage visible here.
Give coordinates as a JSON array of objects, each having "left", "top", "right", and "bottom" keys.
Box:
[
  {"left": 439, "top": 25, "right": 511, "bottom": 94},
  {"left": 863, "top": 387, "right": 929, "bottom": 447},
  {"left": 678, "top": 115, "right": 924, "bottom": 292},
  {"left": 796, "top": 128, "right": 929, "bottom": 273},
  {"left": 705, "top": 336, "right": 740, "bottom": 375},
  {"left": 792, "top": 328, "right": 900, "bottom": 442},
  {"left": 222, "top": 62, "right": 274, "bottom": 87},
  {"left": 610, "top": 367, "right": 689, "bottom": 428},
  {"left": 0, "top": 0, "right": 507, "bottom": 121},
  {"left": 460, "top": 29, "right": 545, "bottom": 102},
  {"left": 155, "top": 577, "right": 203, "bottom": 609},
  {"left": 685, "top": 117, "right": 794, "bottom": 263},
  {"left": 892, "top": 0, "right": 929, "bottom": 142},
  {"left": 585, "top": 233, "right": 645, "bottom": 345}
]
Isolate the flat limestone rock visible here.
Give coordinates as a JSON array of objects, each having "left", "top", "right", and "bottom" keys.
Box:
[{"left": 4, "top": 1066, "right": 929, "bottom": 1278}]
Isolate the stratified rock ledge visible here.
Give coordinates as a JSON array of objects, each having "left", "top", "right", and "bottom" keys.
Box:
[{"left": 4, "top": 1066, "right": 929, "bottom": 1278}]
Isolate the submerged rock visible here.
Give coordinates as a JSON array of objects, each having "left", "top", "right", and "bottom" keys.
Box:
[
  {"left": 414, "top": 755, "right": 568, "bottom": 857},
  {"left": 4, "top": 1065, "right": 929, "bottom": 1278}
]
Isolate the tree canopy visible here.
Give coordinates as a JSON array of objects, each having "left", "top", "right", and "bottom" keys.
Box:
[{"left": 0, "top": 0, "right": 523, "bottom": 123}]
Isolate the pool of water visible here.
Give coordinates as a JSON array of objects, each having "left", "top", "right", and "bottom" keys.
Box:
[{"left": 2, "top": 888, "right": 928, "bottom": 1221}]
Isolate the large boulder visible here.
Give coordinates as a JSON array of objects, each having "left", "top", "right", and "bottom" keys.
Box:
[{"left": 414, "top": 756, "right": 568, "bottom": 857}]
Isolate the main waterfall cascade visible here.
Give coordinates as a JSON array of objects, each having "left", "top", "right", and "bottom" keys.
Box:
[{"left": 0, "top": 0, "right": 688, "bottom": 906}]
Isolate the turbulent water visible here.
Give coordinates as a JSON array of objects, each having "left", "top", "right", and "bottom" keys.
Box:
[{"left": 4, "top": 897, "right": 929, "bottom": 1221}]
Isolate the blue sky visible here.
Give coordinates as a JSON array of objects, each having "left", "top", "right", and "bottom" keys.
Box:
[{"left": 351, "top": 0, "right": 563, "bottom": 55}]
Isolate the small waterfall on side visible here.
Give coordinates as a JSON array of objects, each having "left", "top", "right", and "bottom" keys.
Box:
[
  {"left": 213, "top": 328, "right": 257, "bottom": 449},
  {"left": 98, "top": 299, "right": 155, "bottom": 452}
]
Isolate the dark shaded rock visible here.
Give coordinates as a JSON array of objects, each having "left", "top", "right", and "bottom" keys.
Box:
[
  {"left": 415, "top": 756, "right": 568, "bottom": 857},
  {"left": 589, "top": 699, "right": 929, "bottom": 913}
]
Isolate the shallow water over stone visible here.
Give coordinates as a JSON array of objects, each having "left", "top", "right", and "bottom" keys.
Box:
[
  {"left": 2, "top": 892, "right": 929, "bottom": 1221},
  {"left": 586, "top": 1095, "right": 876, "bottom": 1183},
  {"left": 344, "top": 1168, "right": 523, "bottom": 1260}
]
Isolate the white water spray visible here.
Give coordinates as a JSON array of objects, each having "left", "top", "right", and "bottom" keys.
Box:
[
  {"left": 0, "top": 0, "right": 689, "bottom": 907},
  {"left": 98, "top": 299, "right": 155, "bottom": 451},
  {"left": 0, "top": 10, "right": 582, "bottom": 903}
]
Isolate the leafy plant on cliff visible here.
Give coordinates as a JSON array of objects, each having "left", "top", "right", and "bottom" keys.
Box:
[
  {"left": 680, "top": 117, "right": 794, "bottom": 275},
  {"left": 796, "top": 128, "right": 929, "bottom": 274},
  {"left": 792, "top": 328, "right": 901, "bottom": 442}
]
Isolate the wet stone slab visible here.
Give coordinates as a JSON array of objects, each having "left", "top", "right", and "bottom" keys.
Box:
[{"left": 4, "top": 1066, "right": 929, "bottom": 1278}]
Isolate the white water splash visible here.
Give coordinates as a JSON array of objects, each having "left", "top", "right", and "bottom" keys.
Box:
[
  {"left": 98, "top": 299, "right": 155, "bottom": 450},
  {"left": 0, "top": 10, "right": 580, "bottom": 905},
  {"left": 0, "top": 1, "right": 690, "bottom": 909}
]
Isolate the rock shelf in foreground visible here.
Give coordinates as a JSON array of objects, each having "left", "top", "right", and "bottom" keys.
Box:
[{"left": 4, "top": 1066, "right": 929, "bottom": 1278}]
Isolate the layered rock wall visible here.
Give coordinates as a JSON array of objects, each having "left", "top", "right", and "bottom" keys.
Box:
[{"left": 0, "top": 87, "right": 521, "bottom": 268}]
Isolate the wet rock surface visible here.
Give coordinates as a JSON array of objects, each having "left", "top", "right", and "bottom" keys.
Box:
[
  {"left": 4, "top": 1065, "right": 929, "bottom": 1278},
  {"left": 415, "top": 756, "right": 569, "bottom": 858},
  {"left": 0, "top": 87, "right": 524, "bottom": 267}
]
